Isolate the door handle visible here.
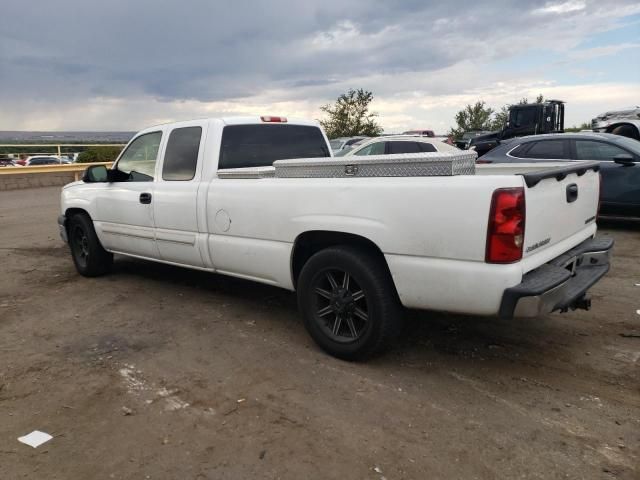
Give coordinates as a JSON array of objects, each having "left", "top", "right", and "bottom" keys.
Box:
[
  {"left": 139, "top": 192, "right": 152, "bottom": 204},
  {"left": 566, "top": 183, "right": 578, "bottom": 203}
]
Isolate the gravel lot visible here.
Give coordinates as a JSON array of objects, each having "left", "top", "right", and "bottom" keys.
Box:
[{"left": 1, "top": 186, "right": 638, "bottom": 479}]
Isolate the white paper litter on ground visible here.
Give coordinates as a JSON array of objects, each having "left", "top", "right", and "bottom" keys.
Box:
[{"left": 18, "top": 430, "right": 53, "bottom": 448}]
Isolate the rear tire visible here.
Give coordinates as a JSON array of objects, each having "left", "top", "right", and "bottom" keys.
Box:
[
  {"left": 68, "top": 213, "right": 113, "bottom": 277},
  {"left": 611, "top": 124, "right": 640, "bottom": 140},
  {"left": 297, "top": 246, "right": 402, "bottom": 360}
]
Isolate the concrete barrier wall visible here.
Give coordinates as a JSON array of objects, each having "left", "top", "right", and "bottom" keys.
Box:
[
  {"left": 0, "top": 163, "right": 111, "bottom": 191},
  {"left": 0, "top": 171, "right": 78, "bottom": 191}
]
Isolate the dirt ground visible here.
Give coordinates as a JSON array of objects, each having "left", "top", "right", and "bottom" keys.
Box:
[{"left": 0, "top": 186, "right": 638, "bottom": 480}]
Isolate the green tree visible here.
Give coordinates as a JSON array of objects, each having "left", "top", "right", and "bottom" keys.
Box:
[
  {"left": 320, "top": 89, "right": 383, "bottom": 138},
  {"left": 564, "top": 122, "right": 591, "bottom": 133},
  {"left": 517, "top": 94, "right": 545, "bottom": 105},
  {"left": 490, "top": 105, "right": 510, "bottom": 131},
  {"left": 77, "top": 146, "right": 123, "bottom": 163},
  {"left": 448, "top": 101, "right": 495, "bottom": 139}
]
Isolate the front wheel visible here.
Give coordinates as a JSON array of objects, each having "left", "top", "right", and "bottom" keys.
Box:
[
  {"left": 297, "top": 246, "right": 402, "bottom": 360},
  {"left": 68, "top": 213, "right": 113, "bottom": 277}
]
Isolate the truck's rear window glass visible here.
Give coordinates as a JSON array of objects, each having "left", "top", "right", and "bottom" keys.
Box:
[
  {"left": 219, "top": 125, "right": 330, "bottom": 169},
  {"left": 162, "top": 126, "right": 202, "bottom": 181}
]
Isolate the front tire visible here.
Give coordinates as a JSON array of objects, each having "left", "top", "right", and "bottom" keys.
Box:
[
  {"left": 68, "top": 213, "right": 113, "bottom": 277},
  {"left": 297, "top": 246, "right": 402, "bottom": 360}
]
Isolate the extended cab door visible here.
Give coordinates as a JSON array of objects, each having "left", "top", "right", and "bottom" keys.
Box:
[
  {"left": 93, "top": 131, "right": 163, "bottom": 259},
  {"left": 152, "top": 122, "right": 207, "bottom": 267}
]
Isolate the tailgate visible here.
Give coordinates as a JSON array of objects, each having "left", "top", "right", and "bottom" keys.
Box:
[{"left": 521, "top": 162, "right": 600, "bottom": 264}]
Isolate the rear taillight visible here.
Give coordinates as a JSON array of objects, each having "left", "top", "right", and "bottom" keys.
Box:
[
  {"left": 261, "top": 116, "right": 287, "bottom": 123},
  {"left": 486, "top": 187, "right": 526, "bottom": 263}
]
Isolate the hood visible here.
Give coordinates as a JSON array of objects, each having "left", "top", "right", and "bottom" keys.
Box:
[
  {"left": 468, "top": 131, "right": 500, "bottom": 145},
  {"left": 594, "top": 106, "right": 640, "bottom": 121}
]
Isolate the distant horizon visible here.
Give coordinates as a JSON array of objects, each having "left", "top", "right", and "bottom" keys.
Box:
[{"left": 0, "top": 130, "right": 135, "bottom": 144}]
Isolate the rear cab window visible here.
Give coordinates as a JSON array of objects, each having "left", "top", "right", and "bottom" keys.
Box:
[{"left": 219, "top": 124, "right": 329, "bottom": 169}]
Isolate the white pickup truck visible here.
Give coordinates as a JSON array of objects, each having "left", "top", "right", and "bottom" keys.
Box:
[{"left": 59, "top": 116, "right": 613, "bottom": 359}]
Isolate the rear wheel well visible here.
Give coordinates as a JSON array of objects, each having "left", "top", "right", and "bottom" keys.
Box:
[
  {"left": 607, "top": 123, "right": 640, "bottom": 140},
  {"left": 291, "top": 231, "right": 395, "bottom": 291},
  {"left": 65, "top": 208, "right": 90, "bottom": 230}
]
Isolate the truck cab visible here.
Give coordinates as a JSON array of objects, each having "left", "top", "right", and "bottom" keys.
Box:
[{"left": 471, "top": 100, "right": 565, "bottom": 156}]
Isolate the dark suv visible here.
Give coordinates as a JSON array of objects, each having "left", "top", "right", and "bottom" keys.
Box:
[{"left": 480, "top": 132, "right": 640, "bottom": 220}]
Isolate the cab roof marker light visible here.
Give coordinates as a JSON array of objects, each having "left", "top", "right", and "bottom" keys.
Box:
[{"left": 261, "top": 116, "right": 287, "bottom": 123}]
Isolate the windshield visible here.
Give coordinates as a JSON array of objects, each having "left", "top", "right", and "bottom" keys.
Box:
[
  {"left": 334, "top": 149, "right": 352, "bottom": 157},
  {"left": 334, "top": 138, "right": 369, "bottom": 156},
  {"left": 330, "top": 139, "right": 345, "bottom": 150}
]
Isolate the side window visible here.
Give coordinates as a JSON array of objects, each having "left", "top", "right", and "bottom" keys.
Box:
[
  {"left": 509, "top": 143, "right": 532, "bottom": 158},
  {"left": 520, "top": 140, "right": 567, "bottom": 159},
  {"left": 116, "top": 131, "right": 162, "bottom": 181},
  {"left": 354, "top": 141, "right": 385, "bottom": 156},
  {"left": 388, "top": 141, "right": 421, "bottom": 154},
  {"left": 575, "top": 140, "right": 628, "bottom": 161},
  {"left": 419, "top": 142, "right": 437, "bottom": 153},
  {"left": 162, "top": 126, "right": 202, "bottom": 181}
]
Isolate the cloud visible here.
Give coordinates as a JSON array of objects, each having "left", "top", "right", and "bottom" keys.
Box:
[
  {"left": 567, "top": 42, "right": 640, "bottom": 60},
  {"left": 0, "top": 0, "right": 639, "bottom": 131},
  {"left": 533, "top": 1, "right": 586, "bottom": 15}
]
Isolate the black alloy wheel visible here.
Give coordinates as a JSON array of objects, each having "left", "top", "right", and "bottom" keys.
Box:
[
  {"left": 297, "top": 246, "right": 402, "bottom": 360},
  {"left": 311, "top": 268, "right": 369, "bottom": 343}
]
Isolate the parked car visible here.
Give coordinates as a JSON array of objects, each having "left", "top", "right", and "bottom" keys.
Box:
[
  {"left": 402, "top": 129, "right": 434, "bottom": 137},
  {"left": 335, "top": 135, "right": 460, "bottom": 156},
  {"left": 329, "top": 136, "right": 368, "bottom": 153},
  {"left": 24, "top": 156, "right": 67, "bottom": 166},
  {"left": 59, "top": 116, "right": 611, "bottom": 360},
  {"left": 591, "top": 106, "right": 640, "bottom": 140},
  {"left": 455, "top": 131, "right": 491, "bottom": 150},
  {"left": 0, "top": 158, "right": 18, "bottom": 167},
  {"left": 480, "top": 132, "right": 640, "bottom": 219}
]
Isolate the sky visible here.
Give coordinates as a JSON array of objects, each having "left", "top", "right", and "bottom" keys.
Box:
[{"left": 0, "top": 0, "right": 639, "bottom": 133}]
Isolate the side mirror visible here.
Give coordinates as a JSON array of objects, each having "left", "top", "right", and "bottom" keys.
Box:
[
  {"left": 82, "top": 164, "right": 109, "bottom": 182},
  {"left": 613, "top": 154, "right": 635, "bottom": 166}
]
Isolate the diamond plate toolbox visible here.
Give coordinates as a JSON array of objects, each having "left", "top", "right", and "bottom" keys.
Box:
[{"left": 273, "top": 151, "right": 477, "bottom": 178}]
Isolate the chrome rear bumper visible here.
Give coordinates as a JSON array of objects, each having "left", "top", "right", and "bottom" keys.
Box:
[{"left": 498, "top": 237, "right": 613, "bottom": 319}]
